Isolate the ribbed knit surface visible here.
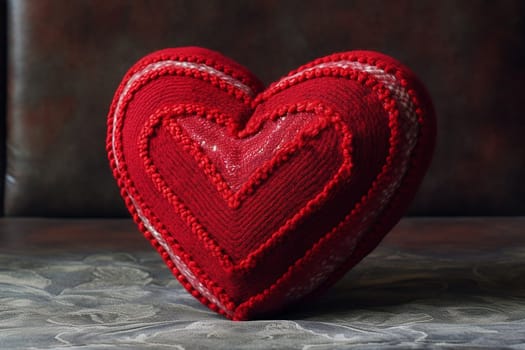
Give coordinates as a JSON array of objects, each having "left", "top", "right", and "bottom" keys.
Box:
[{"left": 107, "top": 47, "right": 436, "bottom": 320}]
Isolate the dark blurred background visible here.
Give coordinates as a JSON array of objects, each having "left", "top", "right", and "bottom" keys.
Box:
[{"left": 2, "top": 0, "right": 524, "bottom": 217}]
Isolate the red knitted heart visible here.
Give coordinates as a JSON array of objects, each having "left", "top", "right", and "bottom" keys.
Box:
[{"left": 107, "top": 47, "right": 435, "bottom": 320}]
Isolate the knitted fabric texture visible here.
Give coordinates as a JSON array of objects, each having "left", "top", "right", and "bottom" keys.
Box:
[{"left": 107, "top": 47, "right": 436, "bottom": 320}]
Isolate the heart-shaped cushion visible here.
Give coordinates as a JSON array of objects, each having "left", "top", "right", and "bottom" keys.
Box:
[{"left": 107, "top": 47, "right": 435, "bottom": 320}]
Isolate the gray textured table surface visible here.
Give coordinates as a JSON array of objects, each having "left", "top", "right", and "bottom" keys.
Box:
[{"left": 0, "top": 217, "right": 524, "bottom": 349}]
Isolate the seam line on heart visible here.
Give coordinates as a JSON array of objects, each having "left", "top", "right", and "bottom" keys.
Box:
[{"left": 139, "top": 102, "right": 353, "bottom": 271}]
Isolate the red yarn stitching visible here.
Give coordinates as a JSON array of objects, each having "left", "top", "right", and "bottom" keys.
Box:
[
  {"left": 111, "top": 50, "right": 262, "bottom": 103},
  {"left": 138, "top": 102, "right": 352, "bottom": 271},
  {"left": 107, "top": 49, "right": 432, "bottom": 320}
]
